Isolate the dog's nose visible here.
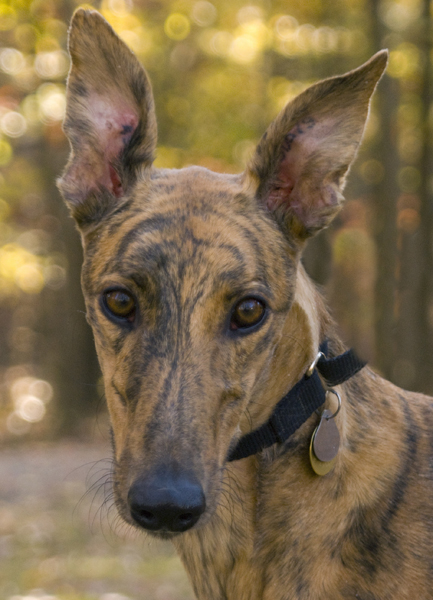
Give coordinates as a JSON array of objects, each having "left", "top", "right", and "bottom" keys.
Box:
[{"left": 128, "top": 470, "right": 206, "bottom": 533}]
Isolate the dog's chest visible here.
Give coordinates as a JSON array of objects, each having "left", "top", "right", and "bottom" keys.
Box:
[
  {"left": 174, "top": 456, "right": 344, "bottom": 600},
  {"left": 177, "top": 431, "right": 433, "bottom": 600}
]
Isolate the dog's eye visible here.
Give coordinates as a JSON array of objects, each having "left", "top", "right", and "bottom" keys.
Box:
[
  {"left": 103, "top": 290, "right": 136, "bottom": 322},
  {"left": 230, "top": 298, "right": 266, "bottom": 331}
]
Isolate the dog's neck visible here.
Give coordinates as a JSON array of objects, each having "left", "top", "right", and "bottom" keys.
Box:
[{"left": 173, "top": 267, "right": 405, "bottom": 600}]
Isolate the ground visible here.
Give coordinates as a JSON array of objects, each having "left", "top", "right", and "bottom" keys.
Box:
[{"left": 0, "top": 441, "right": 194, "bottom": 600}]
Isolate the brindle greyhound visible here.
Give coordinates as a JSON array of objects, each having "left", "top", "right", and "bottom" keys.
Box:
[{"left": 59, "top": 9, "right": 433, "bottom": 600}]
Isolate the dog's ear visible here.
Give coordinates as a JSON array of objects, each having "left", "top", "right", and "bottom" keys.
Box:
[
  {"left": 58, "top": 9, "right": 157, "bottom": 228},
  {"left": 245, "top": 51, "right": 388, "bottom": 243}
]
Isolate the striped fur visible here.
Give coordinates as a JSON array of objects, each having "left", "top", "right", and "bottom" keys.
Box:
[{"left": 59, "top": 10, "right": 433, "bottom": 599}]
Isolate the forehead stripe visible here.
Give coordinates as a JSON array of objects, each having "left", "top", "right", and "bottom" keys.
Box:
[
  {"left": 113, "top": 207, "right": 226, "bottom": 261},
  {"left": 112, "top": 204, "right": 261, "bottom": 262},
  {"left": 109, "top": 214, "right": 176, "bottom": 270},
  {"left": 123, "top": 236, "right": 247, "bottom": 268}
]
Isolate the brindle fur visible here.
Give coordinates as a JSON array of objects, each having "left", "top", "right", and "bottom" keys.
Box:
[{"left": 59, "top": 10, "right": 433, "bottom": 600}]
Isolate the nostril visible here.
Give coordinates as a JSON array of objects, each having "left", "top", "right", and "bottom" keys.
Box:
[
  {"left": 138, "top": 508, "right": 156, "bottom": 523},
  {"left": 140, "top": 509, "right": 153, "bottom": 520},
  {"left": 129, "top": 503, "right": 157, "bottom": 527},
  {"left": 179, "top": 512, "right": 193, "bottom": 523},
  {"left": 176, "top": 512, "right": 196, "bottom": 529}
]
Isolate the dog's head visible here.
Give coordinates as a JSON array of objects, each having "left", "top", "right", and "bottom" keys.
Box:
[{"left": 59, "top": 9, "right": 386, "bottom": 538}]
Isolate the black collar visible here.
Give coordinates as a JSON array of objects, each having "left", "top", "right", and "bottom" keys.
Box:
[{"left": 228, "top": 342, "right": 366, "bottom": 462}]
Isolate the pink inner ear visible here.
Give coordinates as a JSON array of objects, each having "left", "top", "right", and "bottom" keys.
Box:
[
  {"left": 109, "top": 163, "right": 123, "bottom": 197},
  {"left": 266, "top": 126, "right": 306, "bottom": 213},
  {"left": 88, "top": 94, "right": 139, "bottom": 196},
  {"left": 266, "top": 167, "right": 294, "bottom": 211},
  {"left": 266, "top": 115, "right": 336, "bottom": 218}
]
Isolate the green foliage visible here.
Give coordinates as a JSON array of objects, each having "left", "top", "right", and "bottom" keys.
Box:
[
  {"left": 0, "top": 0, "right": 432, "bottom": 595},
  {"left": 0, "top": 0, "right": 432, "bottom": 429}
]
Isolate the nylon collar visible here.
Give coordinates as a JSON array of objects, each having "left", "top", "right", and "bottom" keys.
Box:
[{"left": 228, "top": 342, "right": 366, "bottom": 462}]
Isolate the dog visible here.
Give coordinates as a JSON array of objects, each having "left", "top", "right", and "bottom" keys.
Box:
[{"left": 59, "top": 9, "right": 433, "bottom": 600}]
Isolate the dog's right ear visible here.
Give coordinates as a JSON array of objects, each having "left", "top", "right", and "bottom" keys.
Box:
[{"left": 58, "top": 9, "right": 157, "bottom": 228}]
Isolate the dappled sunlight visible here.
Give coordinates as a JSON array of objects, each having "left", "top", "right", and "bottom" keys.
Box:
[
  {"left": 0, "top": 242, "right": 65, "bottom": 296},
  {"left": 0, "top": 0, "right": 409, "bottom": 445},
  {"left": 0, "top": 442, "right": 193, "bottom": 599},
  {"left": 0, "top": 0, "right": 429, "bottom": 437},
  {"left": 0, "top": 0, "right": 432, "bottom": 596}
]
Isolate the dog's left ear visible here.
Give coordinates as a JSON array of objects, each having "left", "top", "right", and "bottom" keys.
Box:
[
  {"left": 58, "top": 9, "right": 157, "bottom": 228},
  {"left": 245, "top": 51, "right": 388, "bottom": 242}
]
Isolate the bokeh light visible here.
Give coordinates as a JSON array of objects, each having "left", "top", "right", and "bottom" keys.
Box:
[
  {"left": 379, "top": 0, "right": 422, "bottom": 32},
  {"left": 191, "top": 1, "right": 217, "bottom": 27},
  {"left": 37, "top": 83, "right": 66, "bottom": 122},
  {"left": 1, "top": 111, "right": 27, "bottom": 137},
  {"left": 387, "top": 43, "right": 421, "bottom": 79},
  {"left": 34, "top": 50, "right": 69, "bottom": 79},
  {"left": 15, "top": 394, "right": 46, "bottom": 422},
  {"left": 107, "top": 0, "right": 133, "bottom": 16},
  {"left": 15, "top": 263, "right": 45, "bottom": 294},
  {"left": 5, "top": 375, "right": 54, "bottom": 434},
  {"left": 0, "top": 48, "right": 25, "bottom": 74},
  {"left": 164, "top": 13, "right": 191, "bottom": 41},
  {"left": 275, "top": 15, "right": 299, "bottom": 39},
  {"left": 0, "top": 244, "right": 48, "bottom": 295},
  {"left": 229, "top": 35, "right": 258, "bottom": 63}
]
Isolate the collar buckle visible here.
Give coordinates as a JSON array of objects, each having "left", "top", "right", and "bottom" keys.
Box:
[{"left": 306, "top": 351, "right": 325, "bottom": 378}]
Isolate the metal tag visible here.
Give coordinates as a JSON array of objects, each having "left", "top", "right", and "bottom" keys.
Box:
[
  {"left": 309, "top": 409, "right": 340, "bottom": 476},
  {"left": 312, "top": 408, "right": 340, "bottom": 462}
]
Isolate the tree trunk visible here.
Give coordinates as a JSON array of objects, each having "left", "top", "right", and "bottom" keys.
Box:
[
  {"left": 369, "top": 0, "right": 400, "bottom": 381},
  {"left": 386, "top": 1, "right": 433, "bottom": 394},
  {"left": 39, "top": 138, "right": 100, "bottom": 437}
]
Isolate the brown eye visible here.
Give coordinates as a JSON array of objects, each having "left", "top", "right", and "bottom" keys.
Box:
[
  {"left": 230, "top": 298, "right": 266, "bottom": 331},
  {"left": 103, "top": 290, "right": 136, "bottom": 322}
]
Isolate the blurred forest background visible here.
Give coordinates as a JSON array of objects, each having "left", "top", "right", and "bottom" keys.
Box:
[
  {"left": 0, "top": 0, "right": 433, "bottom": 598},
  {"left": 1, "top": 0, "right": 433, "bottom": 441}
]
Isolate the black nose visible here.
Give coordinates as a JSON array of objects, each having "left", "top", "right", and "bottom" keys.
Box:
[{"left": 128, "top": 469, "right": 206, "bottom": 533}]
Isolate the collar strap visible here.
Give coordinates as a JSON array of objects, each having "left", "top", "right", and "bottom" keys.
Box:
[{"left": 227, "top": 343, "right": 366, "bottom": 462}]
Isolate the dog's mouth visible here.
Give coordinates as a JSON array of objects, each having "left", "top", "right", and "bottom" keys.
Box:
[{"left": 140, "top": 527, "right": 183, "bottom": 541}]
